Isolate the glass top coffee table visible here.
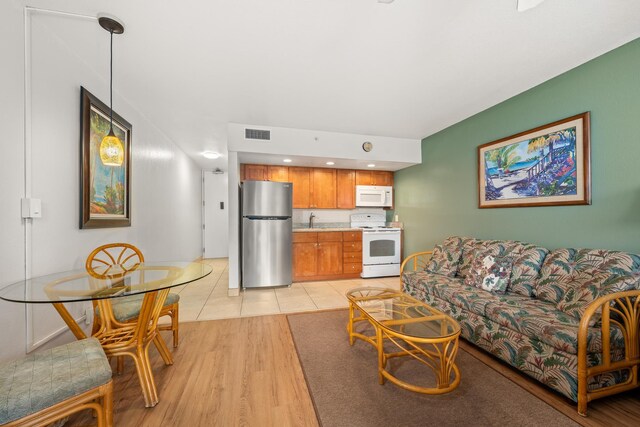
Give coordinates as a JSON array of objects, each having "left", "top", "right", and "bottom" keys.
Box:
[{"left": 346, "top": 287, "right": 461, "bottom": 394}]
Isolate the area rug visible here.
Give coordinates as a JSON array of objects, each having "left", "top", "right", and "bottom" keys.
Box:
[{"left": 287, "top": 309, "right": 578, "bottom": 427}]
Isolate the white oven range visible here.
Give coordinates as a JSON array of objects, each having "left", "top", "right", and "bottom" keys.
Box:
[{"left": 350, "top": 213, "right": 401, "bottom": 278}]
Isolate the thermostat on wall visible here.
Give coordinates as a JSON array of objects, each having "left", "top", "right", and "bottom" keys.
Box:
[{"left": 21, "top": 198, "right": 42, "bottom": 218}]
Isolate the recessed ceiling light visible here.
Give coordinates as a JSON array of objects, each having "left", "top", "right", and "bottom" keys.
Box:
[
  {"left": 283, "top": 159, "right": 292, "bottom": 163},
  {"left": 367, "top": 164, "right": 376, "bottom": 168},
  {"left": 202, "top": 151, "right": 221, "bottom": 159},
  {"left": 326, "top": 161, "right": 335, "bottom": 166},
  {"left": 517, "top": 0, "right": 545, "bottom": 12}
]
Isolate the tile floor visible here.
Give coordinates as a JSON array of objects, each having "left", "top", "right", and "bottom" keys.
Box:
[{"left": 166, "top": 258, "right": 401, "bottom": 322}]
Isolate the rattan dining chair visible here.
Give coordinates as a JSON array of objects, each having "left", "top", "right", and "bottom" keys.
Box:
[{"left": 86, "top": 243, "right": 181, "bottom": 348}]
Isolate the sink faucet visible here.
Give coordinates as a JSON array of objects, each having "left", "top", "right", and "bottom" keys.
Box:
[{"left": 309, "top": 212, "right": 316, "bottom": 229}]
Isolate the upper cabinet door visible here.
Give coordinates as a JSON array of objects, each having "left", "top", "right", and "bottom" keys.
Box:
[
  {"left": 371, "top": 171, "right": 393, "bottom": 186},
  {"left": 336, "top": 169, "right": 355, "bottom": 209},
  {"left": 268, "top": 166, "right": 289, "bottom": 182},
  {"left": 311, "top": 168, "right": 337, "bottom": 208},
  {"left": 242, "top": 164, "right": 267, "bottom": 181},
  {"left": 289, "top": 167, "right": 311, "bottom": 208},
  {"left": 355, "top": 170, "right": 372, "bottom": 185}
]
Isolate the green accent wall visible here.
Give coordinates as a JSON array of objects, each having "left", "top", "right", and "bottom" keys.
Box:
[{"left": 394, "top": 38, "right": 640, "bottom": 255}]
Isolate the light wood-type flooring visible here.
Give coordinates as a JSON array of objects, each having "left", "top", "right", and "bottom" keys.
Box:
[
  {"left": 66, "top": 313, "right": 640, "bottom": 427},
  {"left": 67, "top": 316, "right": 319, "bottom": 427},
  {"left": 65, "top": 258, "right": 640, "bottom": 426}
]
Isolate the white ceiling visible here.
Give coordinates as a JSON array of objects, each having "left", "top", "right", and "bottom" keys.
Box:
[{"left": 19, "top": 0, "right": 640, "bottom": 170}]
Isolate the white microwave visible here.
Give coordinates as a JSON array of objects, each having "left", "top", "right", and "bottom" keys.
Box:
[{"left": 355, "top": 185, "right": 393, "bottom": 207}]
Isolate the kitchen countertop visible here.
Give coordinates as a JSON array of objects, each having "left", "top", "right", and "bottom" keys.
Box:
[
  {"left": 293, "top": 222, "right": 360, "bottom": 232},
  {"left": 293, "top": 227, "right": 361, "bottom": 232},
  {"left": 293, "top": 222, "right": 403, "bottom": 232}
]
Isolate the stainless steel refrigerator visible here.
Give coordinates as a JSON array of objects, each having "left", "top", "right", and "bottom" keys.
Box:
[{"left": 241, "top": 180, "right": 293, "bottom": 288}]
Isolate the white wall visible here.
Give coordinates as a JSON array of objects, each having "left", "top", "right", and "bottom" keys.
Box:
[
  {"left": 0, "top": 4, "right": 202, "bottom": 362},
  {"left": 227, "top": 152, "right": 241, "bottom": 295},
  {"left": 227, "top": 123, "right": 421, "bottom": 291},
  {"left": 228, "top": 123, "right": 421, "bottom": 165}
]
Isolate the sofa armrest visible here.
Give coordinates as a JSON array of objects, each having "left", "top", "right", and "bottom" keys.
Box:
[
  {"left": 400, "top": 252, "right": 433, "bottom": 275},
  {"left": 577, "top": 289, "right": 640, "bottom": 415}
]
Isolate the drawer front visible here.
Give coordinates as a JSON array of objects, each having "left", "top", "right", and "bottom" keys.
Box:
[
  {"left": 343, "top": 252, "right": 362, "bottom": 262},
  {"left": 293, "top": 232, "right": 318, "bottom": 243},
  {"left": 317, "top": 231, "right": 343, "bottom": 242},
  {"left": 343, "top": 262, "right": 362, "bottom": 274},
  {"left": 343, "top": 231, "right": 362, "bottom": 242},
  {"left": 343, "top": 241, "right": 362, "bottom": 252}
]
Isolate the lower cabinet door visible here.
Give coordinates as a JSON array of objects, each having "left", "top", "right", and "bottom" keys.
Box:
[
  {"left": 343, "top": 262, "right": 362, "bottom": 275},
  {"left": 317, "top": 242, "right": 343, "bottom": 276},
  {"left": 293, "top": 242, "right": 318, "bottom": 279}
]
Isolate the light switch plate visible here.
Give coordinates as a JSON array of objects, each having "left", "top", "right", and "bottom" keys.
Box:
[{"left": 21, "top": 198, "right": 42, "bottom": 218}]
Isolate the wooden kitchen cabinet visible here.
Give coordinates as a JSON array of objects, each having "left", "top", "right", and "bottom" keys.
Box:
[
  {"left": 342, "top": 230, "right": 362, "bottom": 276},
  {"left": 372, "top": 171, "right": 394, "bottom": 186},
  {"left": 311, "top": 168, "right": 336, "bottom": 208},
  {"left": 336, "top": 169, "right": 355, "bottom": 209},
  {"left": 242, "top": 164, "right": 267, "bottom": 181},
  {"left": 293, "top": 243, "right": 318, "bottom": 279},
  {"left": 317, "top": 242, "right": 343, "bottom": 275},
  {"left": 292, "top": 232, "right": 317, "bottom": 280},
  {"left": 355, "top": 170, "right": 372, "bottom": 186},
  {"left": 289, "top": 167, "right": 311, "bottom": 208},
  {"left": 241, "top": 163, "right": 393, "bottom": 209},
  {"left": 292, "top": 230, "right": 361, "bottom": 281},
  {"left": 267, "top": 166, "right": 289, "bottom": 182},
  {"left": 355, "top": 170, "right": 393, "bottom": 186}
]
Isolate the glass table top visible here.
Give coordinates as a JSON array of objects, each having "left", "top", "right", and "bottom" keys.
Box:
[
  {"left": 346, "top": 287, "right": 460, "bottom": 339},
  {"left": 0, "top": 262, "right": 213, "bottom": 304}
]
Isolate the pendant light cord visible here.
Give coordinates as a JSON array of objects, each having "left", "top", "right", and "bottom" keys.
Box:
[{"left": 109, "top": 29, "right": 114, "bottom": 130}]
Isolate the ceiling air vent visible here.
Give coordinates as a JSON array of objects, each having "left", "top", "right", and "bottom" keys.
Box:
[{"left": 245, "top": 128, "right": 271, "bottom": 141}]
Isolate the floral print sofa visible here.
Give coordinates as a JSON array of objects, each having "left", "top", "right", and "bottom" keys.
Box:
[{"left": 401, "top": 236, "right": 640, "bottom": 416}]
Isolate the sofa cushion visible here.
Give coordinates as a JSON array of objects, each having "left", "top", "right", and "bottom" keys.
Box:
[
  {"left": 485, "top": 295, "right": 625, "bottom": 355},
  {"left": 426, "top": 236, "right": 465, "bottom": 277},
  {"left": 403, "top": 271, "right": 504, "bottom": 318},
  {"left": 535, "top": 248, "right": 640, "bottom": 305},
  {"left": 464, "top": 250, "right": 513, "bottom": 294},
  {"left": 0, "top": 337, "right": 111, "bottom": 424},
  {"left": 457, "top": 238, "right": 549, "bottom": 298},
  {"left": 96, "top": 292, "right": 180, "bottom": 322},
  {"left": 555, "top": 268, "right": 639, "bottom": 324}
]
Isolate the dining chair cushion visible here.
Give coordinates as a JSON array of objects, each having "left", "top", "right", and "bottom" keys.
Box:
[
  {"left": 0, "top": 337, "right": 111, "bottom": 424},
  {"left": 96, "top": 292, "right": 180, "bottom": 322}
]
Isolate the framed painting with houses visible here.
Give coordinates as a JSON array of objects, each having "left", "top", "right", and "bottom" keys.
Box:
[
  {"left": 80, "top": 86, "right": 132, "bottom": 228},
  {"left": 478, "top": 112, "right": 591, "bottom": 208}
]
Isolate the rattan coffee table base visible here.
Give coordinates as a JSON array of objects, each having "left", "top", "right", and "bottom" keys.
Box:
[{"left": 347, "top": 287, "right": 461, "bottom": 394}]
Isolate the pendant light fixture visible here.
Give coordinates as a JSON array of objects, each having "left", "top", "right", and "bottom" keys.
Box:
[{"left": 98, "top": 16, "right": 125, "bottom": 167}]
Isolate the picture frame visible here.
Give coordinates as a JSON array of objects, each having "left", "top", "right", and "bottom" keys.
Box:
[
  {"left": 80, "top": 86, "right": 132, "bottom": 228},
  {"left": 478, "top": 112, "right": 591, "bottom": 208}
]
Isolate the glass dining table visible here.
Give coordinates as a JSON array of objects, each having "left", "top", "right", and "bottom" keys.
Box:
[{"left": 0, "top": 261, "right": 212, "bottom": 407}]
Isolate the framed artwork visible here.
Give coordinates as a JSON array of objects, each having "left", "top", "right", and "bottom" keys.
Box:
[
  {"left": 80, "top": 86, "right": 132, "bottom": 228},
  {"left": 478, "top": 112, "right": 591, "bottom": 208}
]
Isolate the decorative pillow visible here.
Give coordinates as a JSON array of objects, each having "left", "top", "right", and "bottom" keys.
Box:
[
  {"left": 425, "top": 237, "right": 464, "bottom": 277},
  {"left": 555, "top": 268, "right": 639, "bottom": 325},
  {"left": 464, "top": 250, "right": 513, "bottom": 294},
  {"left": 456, "top": 238, "right": 547, "bottom": 298}
]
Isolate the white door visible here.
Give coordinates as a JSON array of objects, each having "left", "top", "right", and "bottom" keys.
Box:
[{"left": 203, "top": 171, "right": 229, "bottom": 258}]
